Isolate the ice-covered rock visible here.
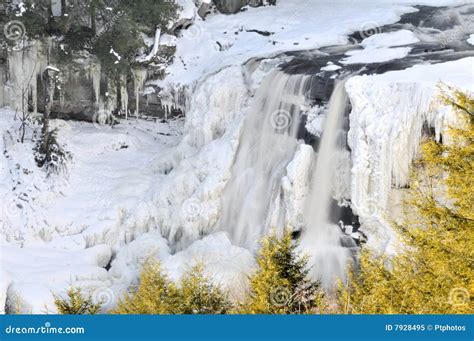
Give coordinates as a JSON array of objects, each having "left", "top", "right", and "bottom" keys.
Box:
[
  {"left": 468, "top": 34, "right": 474, "bottom": 46},
  {"left": 361, "top": 30, "right": 420, "bottom": 49},
  {"left": 163, "top": 232, "right": 256, "bottom": 299},
  {"left": 346, "top": 57, "right": 474, "bottom": 252}
]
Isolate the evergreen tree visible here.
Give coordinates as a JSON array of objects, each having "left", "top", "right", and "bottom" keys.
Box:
[
  {"left": 178, "top": 264, "right": 232, "bottom": 314},
  {"left": 242, "top": 230, "right": 323, "bottom": 314},
  {"left": 54, "top": 287, "right": 101, "bottom": 314},
  {"left": 340, "top": 86, "right": 473, "bottom": 314},
  {"left": 114, "top": 261, "right": 231, "bottom": 314},
  {"left": 114, "top": 260, "right": 181, "bottom": 314},
  {"left": 6, "top": 0, "right": 179, "bottom": 74}
]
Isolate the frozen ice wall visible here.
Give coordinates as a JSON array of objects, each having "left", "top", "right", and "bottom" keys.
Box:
[{"left": 346, "top": 57, "right": 474, "bottom": 252}]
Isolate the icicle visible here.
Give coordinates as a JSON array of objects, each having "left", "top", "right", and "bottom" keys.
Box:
[
  {"left": 7, "top": 43, "right": 46, "bottom": 113},
  {"left": 132, "top": 68, "right": 147, "bottom": 117},
  {"left": 90, "top": 62, "right": 101, "bottom": 105},
  {"left": 120, "top": 75, "right": 128, "bottom": 119}
]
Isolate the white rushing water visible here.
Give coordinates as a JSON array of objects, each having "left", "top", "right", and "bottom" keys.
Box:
[
  {"left": 219, "top": 67, "right": 311, "bottom": 250},
  {"left": 219, "top": 66, "right": 352, "bottom": 288},
  {"left": 300, "top": 80, "right": 351, "bottom": 288}
]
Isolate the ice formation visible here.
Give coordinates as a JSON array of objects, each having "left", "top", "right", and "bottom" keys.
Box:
[
  {"left": 1, "top": 0, "right": 473, "bottom": 314},
  {"left": 346, "top": 57, "right": 474, "bottom": 252}
]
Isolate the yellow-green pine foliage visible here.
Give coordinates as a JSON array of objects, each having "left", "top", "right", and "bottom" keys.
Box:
[
  {"left": 178, "top": 264, "right": 232, "bottom": 314},
  {"left": 114, "top": 261, "right": 231, "bottom": 314},
  {"left": 54, "top": 287, "right": 101, "bottom": 314},
  {"left": 242, "top": 230, "right": 323, "bottom": 314},
  {"left": 114, "top": 260, "right": 181, "bottom": 314},
  {"left": 341, "top": 86, "right": 473, "bottom": 314}
]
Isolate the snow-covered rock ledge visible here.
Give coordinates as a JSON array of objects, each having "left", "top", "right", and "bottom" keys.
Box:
[{"left": 346, "top": 57, "right": 474, "bottom": 252}]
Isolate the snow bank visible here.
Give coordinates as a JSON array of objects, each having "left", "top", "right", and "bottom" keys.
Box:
[
  {"left": 109, "top": 232, "right": 255, "bottom": 303},
  {"left": 346, "top": 57, "right": 474, "bottom": 252},
  {"left": 163, "top": 232, "right": 256, "bottom": 299},
  {"left": 0, "top": 243, "right": 111, "bottom": 313}
]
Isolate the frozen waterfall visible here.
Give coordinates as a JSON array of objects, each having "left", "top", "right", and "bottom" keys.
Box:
[
  {"left": 299, "top": 80, "right": 352, "bottom": 288},
  {"left": 219, "top": 66, "right": 352, "bottom": 288},
  {"left": 219, "top": 68, "right": 311, "bottom": 250}
]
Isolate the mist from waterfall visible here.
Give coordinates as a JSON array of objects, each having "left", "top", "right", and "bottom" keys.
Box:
[
  {"left": 219, "top": 67, "right": 311, "bottom": 251},
  {"left": 300, "top": 80, "right": 351, "bottom": 288}
]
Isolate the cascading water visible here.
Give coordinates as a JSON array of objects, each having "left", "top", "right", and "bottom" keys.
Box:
[
  {"left": 220, "top": 65, "right": 353, "bottom": 288},
  {"left": 219, "top": 67, "right": 311, "bottom": 251},
  {"left": 300, "top": 80, "right": 352, "bottom": 288}
]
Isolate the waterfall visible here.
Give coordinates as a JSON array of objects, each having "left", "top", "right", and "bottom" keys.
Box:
[
  {"left": 300, "top": 80, "right": 351, "bottom": 288},
  {"left": 219, "top": 68, "right": 311, "bottom": 250}
]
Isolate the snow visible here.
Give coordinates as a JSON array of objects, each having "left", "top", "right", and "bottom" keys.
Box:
[
  {"left": 1, "top": 243, "right": 111, "bottom": 313},
  {"left": 109, "top": 48, "right": 122, "bottom": 64},
  {"left": 136, "top": 28, "right": 161, "bottom": 63},
  {"left": 468, "top": 34, "right": 474, "bottom": 45},
  {"left": 0, "top": 63, "right": 251, "bottom": 312},
  {"left": 361, "top": 30, "right": 420, "bottom": 49},
  {"left": 342, "top": 30, "right": 420, "bottom": 64},
  {"left": 1, "top": 0, "right": 472, "bottom": 313},
  {"left": 162, "top": 232, "right": 256, "bottom": 300},
  {"left": 321, "top": 62, "right": 342, "bottom": 72},
  {"left": 341, "top": 46, "right": 412, "bottom": 64},
  {"left": 155, "top": 0, "right": 468, "bottom": 89},
  {"left": 346, "top": 57, "right": 474, "bottom": 253}
]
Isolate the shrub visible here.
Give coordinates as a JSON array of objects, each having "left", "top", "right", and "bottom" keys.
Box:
[
  {"left": 241, "top": 230, "right": 324, "bottom": 314},
  {"left": 114, "top": 261, "right": 231, "bottom": 314},
  {"left": 54, "top": 288, "right": 101, "bottom": 314}
]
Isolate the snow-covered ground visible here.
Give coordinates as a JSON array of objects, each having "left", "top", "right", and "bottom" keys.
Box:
[
  {"left": 1, "top": 0, "right": 473, "bottom": 313},
  {"left": 156, "top": 0, "right": 471, "bottom": 88},
  {"left": 0, "top": 107, "right": 255, "bottom": 312}
]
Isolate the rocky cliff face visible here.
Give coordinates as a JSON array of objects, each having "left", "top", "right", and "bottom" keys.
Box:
[{"left": 212, "top": 0, "right": 274, "bottom": 14}]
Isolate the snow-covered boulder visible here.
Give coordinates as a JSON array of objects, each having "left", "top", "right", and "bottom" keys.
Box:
[
  {"left": 0, "top": 244, "right": 112, "bottom": 313},
  {"left": 163, "top": 232, "right": 256, "bottom": 299}
]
